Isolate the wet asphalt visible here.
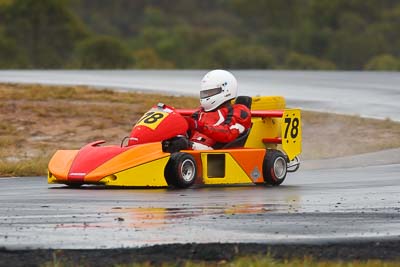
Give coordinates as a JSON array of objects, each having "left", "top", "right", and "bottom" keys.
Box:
[
  {"left": 0, "top": 153, "right": 399, "bottom": 249},
  {"left": 0, "top": 71, "right": 399, "bottom": 250}
]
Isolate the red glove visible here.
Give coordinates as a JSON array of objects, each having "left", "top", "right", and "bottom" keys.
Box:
[{"left": 185, "top": 117, "right": 204, "bottom": 131}]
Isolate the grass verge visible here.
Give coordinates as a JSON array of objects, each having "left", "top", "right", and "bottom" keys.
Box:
[
  {"left": 0, "top": 156, "right": 49, "bottom": 177},
  {"left": 42, "top": 255, "right": 400, "bottom": 267}
]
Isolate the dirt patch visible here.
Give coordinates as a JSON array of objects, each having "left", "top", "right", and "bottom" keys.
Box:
[
  {"left": 0, "top": 83, "right": 198, "bottom": 176},
  {"left": 1, "top": 83, "right": 400, "bottom": 176},
  {"left": 301, "top": 110, "right": 400, "bottom": 159}
]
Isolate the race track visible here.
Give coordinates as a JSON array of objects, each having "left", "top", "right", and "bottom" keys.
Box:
[
  {"left": 1, "top": 150, "right": 399, "bottom": 249},
  {"left": 0, "top": 70, "right": 399, "bottom": 251}
]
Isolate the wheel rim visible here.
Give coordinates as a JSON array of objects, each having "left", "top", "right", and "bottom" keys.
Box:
[
  {"left": 181, "top": 159, "right": 195, "bottom": 182},
  {"left": 273, "top": 157, "right": 287, "bottom": 180}
]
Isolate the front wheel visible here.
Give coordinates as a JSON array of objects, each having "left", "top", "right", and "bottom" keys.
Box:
[
  {"left": 164, "top": 152, "right": 197, "bottom": 188},
  {"left": 263, "top": 149, "right": 287, "bottom": 186},
  {"left": 64, "top": 183, "right": 83, "bottom": 188}
]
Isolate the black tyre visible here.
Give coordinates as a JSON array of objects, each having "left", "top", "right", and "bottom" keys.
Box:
[
  {"left": 263, "top": 149, "right": 287, "bottom": 186},
  {"left": 164, "top": 152, "right": 197, "bottom": 188},
  {"left": 65, "top": 183, "right": 83, "bottom": 188}
]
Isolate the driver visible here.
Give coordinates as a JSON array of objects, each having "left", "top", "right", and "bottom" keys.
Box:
[{"left": 185, "top": 69, "right": 251, "bottom": 150}]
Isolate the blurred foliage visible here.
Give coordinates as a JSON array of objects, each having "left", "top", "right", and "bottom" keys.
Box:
[
  {"left": 0, "top": 0, "right": 399, "bottom": 70},
  {"left": 284, "top": 52, "right": 336, "bottom": 70},
  {"left": 364, "top": 54, "right": 400, "bottom": 71},
  {"left": 76, "top": 36, "right": 133, "bottom": 69},
  {"left": 0, "top": 34, "right": 27, "bottom": 68},
  {"left": 0, "top": 0, "right": 88, "bottom": 68},
  {"left": 133, "top": 48, "right": 175, "bottom": 69}
]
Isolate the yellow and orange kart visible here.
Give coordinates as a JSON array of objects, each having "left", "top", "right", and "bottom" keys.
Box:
[{"left": 48, "top": 96, "right": 302, "bottom": 188}]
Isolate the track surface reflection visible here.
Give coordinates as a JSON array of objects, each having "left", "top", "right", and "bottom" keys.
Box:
[{"left": 0, "top": 161, "right": 399, "bottom": 249}]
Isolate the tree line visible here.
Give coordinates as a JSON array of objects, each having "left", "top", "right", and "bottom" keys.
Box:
[{"left": 0, "top": 0, "right": 399, "bottom": 70}]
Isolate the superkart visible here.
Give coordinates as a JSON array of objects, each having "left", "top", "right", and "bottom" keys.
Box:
[{"left": 48, "top": 96, "right": 302, "bottom": 188}]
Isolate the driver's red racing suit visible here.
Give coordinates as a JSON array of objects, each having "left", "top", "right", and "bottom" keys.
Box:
[{"left": 187, "top": 103, "right": 251, "bottom": 149}]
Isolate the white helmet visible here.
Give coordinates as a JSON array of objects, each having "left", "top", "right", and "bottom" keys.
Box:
[{"left": 200, "top": 69, "right": 238, "bottom": 111}]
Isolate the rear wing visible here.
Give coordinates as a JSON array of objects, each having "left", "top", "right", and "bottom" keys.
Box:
[{"left": 176, "top": 106, "right": 302, "bottom": 161}]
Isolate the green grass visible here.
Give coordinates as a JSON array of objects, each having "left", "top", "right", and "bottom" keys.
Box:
[{"left": 41, "top": 254, "right": 400, "bottom": 267}]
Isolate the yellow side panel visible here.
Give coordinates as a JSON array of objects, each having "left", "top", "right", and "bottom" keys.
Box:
[
  {"left": 201, "top": 153, "right": 253, "bottom": 185},
  {"left": 281, "top": 109, "right": 302, "bottom": 160},
  {"left": 245, "top": 117, "right": 281, "bottom": 149},
  {"left": 99, "top": 157, "right": 170, "bottom": 187},
  {"left": 251, "top": 96, "right": 286, "bottom": 110}
]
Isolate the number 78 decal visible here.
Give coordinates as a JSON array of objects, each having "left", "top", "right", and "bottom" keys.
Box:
[
  {"left": 281, "top": 109, "right": 302, "bottom": 160},
  {"left": 135, "top": 110, "right": 168, "bottom": 130},
  {"left": 284, "top": 117, "right": 299, "bottom": 139}
]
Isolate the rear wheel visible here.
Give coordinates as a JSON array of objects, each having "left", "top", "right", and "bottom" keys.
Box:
[
  {"left": 164, "top": 152, "right": 197, "bottom": 188},
  {"left": 263, "top": 149, "right": 287, "bottom": 186}
]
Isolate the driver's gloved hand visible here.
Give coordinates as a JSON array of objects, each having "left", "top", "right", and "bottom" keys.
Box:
[
  {"left": 162, "top": 136, "right": 191, "bottom": 153},
  {"left": 184, "top": 117, "right": 204, "bottom": 131}
]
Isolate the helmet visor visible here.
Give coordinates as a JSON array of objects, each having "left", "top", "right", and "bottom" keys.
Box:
[{"left": 200, "top": 87, "right": 222, "bottom": 99}]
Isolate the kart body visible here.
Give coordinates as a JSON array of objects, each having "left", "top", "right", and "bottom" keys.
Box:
[{"left": 48, "top": 96, "right": 302, "bottom": 188}]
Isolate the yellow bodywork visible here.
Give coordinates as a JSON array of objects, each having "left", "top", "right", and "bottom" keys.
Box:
[
  {"left": 245, "top": 96, "right": 302, "bottom": 161},
  {"left": 201, "top": 152, "right": 252, "bottom": 185},
  {"left": 99, "top": 157, "right": 170, "bottom": 187},
  {"left": 85, "top": 143, "right": 167, "bottom": 182},
  {"left": 251, "top": 96, "right": 286, "bottom": 110},
  {"left": 48, "top": 143, "right": 171, "bottom": 187},
  {"left": 281, "top": 109, "right": 302, "bottom": 160},
  {"left": 245, "top": 116, "right": 281, "bottom": 149},
  {"left": 246, "top": 95, "right": 285, "bottom": 149},
  {"left": 184, "top": 149, "right": 266, "bottom": 185},
  {"left": 48, "top": 150, "right": 78, "bottom": 183}
]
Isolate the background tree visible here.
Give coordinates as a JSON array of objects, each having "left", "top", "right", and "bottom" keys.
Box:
[
  {"left": 0, "top": 34, "right": 28, "bottom": 68},
  {"left": 2, "top": 0, "right": 88, "bottom": 68},
  {"left": 364, "top": 54, "right": 400, "bottom": 71},
  {"left": 284, "top": 52, "right": 336, "bottom": 70},
  {"left": 0, "top": 0, "right": 399, "bottom": 70},
  {"left": 76, "top": 36, "right": 134, "bottom": 69}
]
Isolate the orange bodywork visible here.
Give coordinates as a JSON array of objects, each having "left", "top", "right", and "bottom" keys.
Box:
[
  {"left": 85, "top": 143, "right": 168, "bottom": 182},
  {"left": 187, "top": 149, "right": 265, "bottom": 184},
  {"left": 48, "top": 150, "right": 78, "bottom": 182},
  {"left": 48, "top": 142, "right": 170, "bottom": 185}
]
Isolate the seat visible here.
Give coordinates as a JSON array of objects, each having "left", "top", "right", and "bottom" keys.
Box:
[
  {"left": 221, "top": 128, "right": 251, "bottom": 149},
  {"left": 219, "top": 96, "right": 252, "bottom": 149},
  {"left": 235, "top": 95, "right": 252, "bottom": 109}
]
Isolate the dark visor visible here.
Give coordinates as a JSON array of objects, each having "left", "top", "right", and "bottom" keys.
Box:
[{"left": 200, "top": 87, "right": 222, "bottom": 99}]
